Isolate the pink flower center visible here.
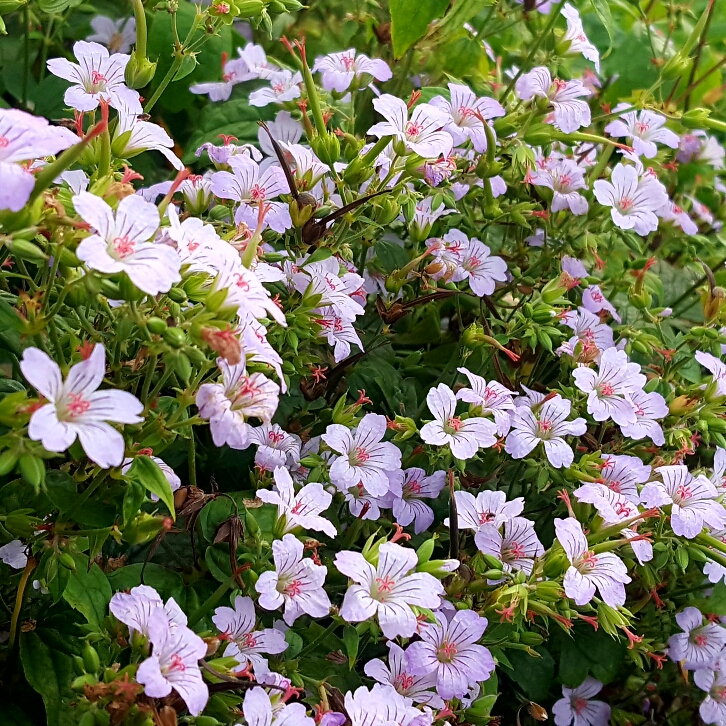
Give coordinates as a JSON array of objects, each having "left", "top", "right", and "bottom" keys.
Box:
[
  {"left": 635, "top": 121, "right": 650, "bottom": 135},
  {"left": 552, "top": 78, "right": 568, "bottom": 93},
  {"left": 458, "top": 105, "right": 476, "bottom": 119},
  {"left": 284, "top": 579, "right": 303, "bottom": 597},
  {"left": 272, "top": 82, "right": 285, "bottom": 93},
  {"left": 350, "top": 446, "right": 370, "bottom": 466},
  {"left": 404, "top": 120, "right": 424, "bottom": 138},
  {"left": 374, "top": 575, "right": 396, "bottom": 599},
  {"left": 478, "top": 511, "right": 495, "bottom": 524},
  {"left": 608, "top": 480, "right": 622, "bottom": 493},
  {"left": 0, "top": 137, "right": 9, "bottom": 148},
  {"left": 112, "top": 235, "right": 136, "bottom": 258},
  {"left": 714, "top": 686, "right": 726, "bottom": 701},
  {"left": 559, "top": 173, "right": 572, "bottom": 188},
  {"left": 250, "top": 184, "right": 266, "bottom": 200},
  {"left": 598, "top": 383, "right": 615, "bottom": 397},
  {"left": 65, "top": 392, "right": 90, "bottom": 418},
  {"left": 341, "top": 55, "right": 355, "bottom": 71},
  {"left": 617, "top": 197, "right": 635, "bottom": 212},
  {"left": 217, "top": 2, "right": 230, "bottom": 12},
  {"left": 404, "top": 480, "right": 421, "bottom": 496},
  {"left": 269, "top": 430, "right": 284, "bottom": 444},
  {"left": 695, "top": 633, "right": 708, "bottom": 647},
  {"left": 240, "top": 633, "right": 258, "bottom": 648},
  {"left": 573, "top": 697, "right": 588, "bottom": 714},
  {"left": 234, "top": 274, "right": 251, "bottom": 291},
  {"left": 537, "top": 419, "right": 553, "bottom": 435},
  {"left": 222, "top": 71, "right": 236, "bottom": 82},
  {"left": 89, "top": 70, "right": 107, "bottom": 91},
  {"left": 445, "top": 416, "right": 463, "bottom": 432},
  {"left": 436, "top": 640, "right": 458, "bottom": 663},
  {"left": 674, "top": 484, "right": 692, "bottom": 503},
  {"left": 580, "top": 551, "right": 598, "bottom": 570},
  {"left": 394, "top": 673, "right": 415, "bottom": 691},
  {"left": 591, "top": 290, "right": 603, "bottom": 302},
  {"left": 168, "top": 654, "right": 186, "bottom": 672},
  {"left": 290, "top": 501, "right": 305, "bottom": 515},
  {"left": 615, "top": 502, "right": 632, "bottom": 517},
  {"left": 507, "top": 541, "right": 526, "bottom": 559}
]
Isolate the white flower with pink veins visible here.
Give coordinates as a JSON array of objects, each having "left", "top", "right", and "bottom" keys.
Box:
[
  {"left": 557, "top": 307, "right": 614, "bottom": 362},
  {"left": 47, "top": 40, "right": 141, "bottom": 112},
  {"left": 313, "top": 49, "right": 392, "bottom": 92},
  {"left": 196, "top": 358, "right": 280, "bottom": 450},
  {"left": 19, "top": 345, "right": 143, "bottom": 469},
  {"left": 421, "top": 383, "right": 498, "bottom": 460},
  {"left": 456, "top": 366, "right": 515, "bottom": 435},
  {"left": 248, "top": 423, "right": 300, "bottom": 469},
  {"left": 593, "top": 163, "right": 668, "bottom": 236},
  {"left": 515, "top": 67, "right": 592, "bottom": 134},
  {"left": 695, "top": 350, "right": 726, "bottom": 397},
  {"left": 561, "top": 3, "right": 601, "bottom": 72},
  {"left": 531, "top": 159, "right": 589, "bottom": 215},
  {"left": 429, "top": 83, "right": 505, "bottom": 152},
  {"left": 323, "top": 413, "right": 402, "bottom": 497},
  {"left": 369, "top": 93, "right": 453, "bottom": 159},
  {"left": 555, "top": 517, "right": 631, "bottom": 607},
  {"left": 72, "top": 192, "right": 181, "bottom": 296},
  {"left": 605, "top": 104, "right": 680, "bottom": 159},
  {"left": 552, "top": 677, "right": 611, "bottom": 726},
  {"left": 335, "top": 542, "right": 445, "bottom": 639},
  {"left": 249, "top": 69, "right": 302, "bottom": 107},
  {"left": 447, "top": 490, "right": 524, "bottom": 532},
  {"left": 475, "top": 516, "right": 544, "bottom": 576},
  {"left": 453, "top": 238, "right": 508, "bottom": 297}
]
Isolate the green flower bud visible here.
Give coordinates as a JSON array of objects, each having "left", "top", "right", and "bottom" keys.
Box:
[
  {"left": 18, "top": 453, "right": 45, "bottom": 489},
  {"left": 163, "top": 326, "right": 187, "bottom": 348},
  {"left": 124, "top": 50, "right": 157, "bottom": 89},
  {"left": 82, "top": 643, "right": 101, "bottom": 673},
  {"left": 0, "top": 449, "right": 18, "bottom": 477},
  {"left": 59, "top": 552, "right": 78, "bottom": 572},
  {"left": 310, "top": 132, "right": 341, "bottom": 166},
  {"left": 416, "top": 538, "right": 436, "bottom": 564},
  {"left": 7, "top": 238, "right": 47, "bottom": 264}
]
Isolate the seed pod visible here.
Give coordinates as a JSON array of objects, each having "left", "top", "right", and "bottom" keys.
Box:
[
  {"left": 147, "top": 317, "right": 167, "bottom": 335},
  {"left": 59, "top": 552, "right": 78, "bottom": 572},
  {"left": 18, "top": 454, "right": 45, "bottom": 488},
  {"left": 0, "top": 450, "right": 19, "bottom": 477},
  {"left": 8, "top": 238, "right": 47, "bottom": 263},
  {"left": 163, "top": 327, "right": 186, "bottom": 348},
  {"left": 82, "top": 642, "right": 101, "bottom": 673}
]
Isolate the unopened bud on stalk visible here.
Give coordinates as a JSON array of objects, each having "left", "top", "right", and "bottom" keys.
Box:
[
  {"left": 703, "top": 286, "right": 726, "bottom": 321},
  {"left": 125, "top": 51, "right": 157, "bottom": 89}
]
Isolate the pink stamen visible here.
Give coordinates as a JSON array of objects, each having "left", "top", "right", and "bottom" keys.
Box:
[{"left": 66, "top": 392, "right": 90, "bottom": 417}]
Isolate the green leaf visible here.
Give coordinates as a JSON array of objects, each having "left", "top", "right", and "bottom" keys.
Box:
[
  {"left": 0, "top": 298, "right": 23, "bottom": 355},
  {"left": 505, "top": 646, "right": 555, "bottom": 702},
  {"left": 589, "top": 0, "right": 615, "bottom": 57},
  {"left": 62, "top": 554, "right": 112, "bottom": 628},
  {"left": 122, "top": 478, "right": 146, "bottom": 528},
  {"left": 559, "top": 636, "right": 590, "bottom": 687},
  {"left": 173, "top": 53, "right": 198, "bottom": 82},
  {"left": 20, "top": 630, "right": 75, "bottom": 726},
  {"left": 124, "top": 455, "right": 176, "bottom": 520},
  {"left": 342, "top": 626, "right": 359, "bottom": 668},
  {"left": 390, "top": 0, "right": 449, "bottom": 58},
  {"left": 45, "top": 470, "right": 116, "bottom": 527},
  {"left": 375, "top": 238, "right": 409, "bottom": 274}
]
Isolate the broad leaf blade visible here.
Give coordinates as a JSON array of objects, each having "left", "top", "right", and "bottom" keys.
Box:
[
  {"left": 63, "top": 554, "right": 112, "bottom": 628},
  {"left": 390, "top": 0, "right": 450, "bottom": 58},
  {"left": 124, "top": 455, "right": 176, "bottom": 520}
]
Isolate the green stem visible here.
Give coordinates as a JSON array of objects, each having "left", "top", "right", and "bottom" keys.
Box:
[
  {"left": 131, "top": 0, "right": 148, "bottom": 59},
  {"left": 140, "top": 352, "right": 159, "bottom": 402},
  {"left": 188, "top": 434, "right": 197, "bottom": 489},
  {"left": 297, "top": 619, "right": 339, "bottom": 659},
  {"left": 187, "top": 570, "right": 241, "bottom": 628},
  {"left": 144, "top": 53, "right": 185, "bottom": 114}
]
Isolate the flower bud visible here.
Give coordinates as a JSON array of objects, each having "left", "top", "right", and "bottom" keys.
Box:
[
  {"left": 541, "top": 277, "right": 568, "bottom": 304},
  {"left": 703, "top": 286, "right": 726, "bottom": 321},
  {"left": 310, "top": 132, "right": 341, "bottom": 166},
  {"left": 163, "top": 326, "right": 187, "bottom": 348},
  {"left": 82, "top": 643, "right": 101, "bottom": 673},
  {"left": 669, "top": 394, "right": 697, "bottom": 415},
  {"left": 417, "top": 558, "right": 460, "bottom": 577},
  {"left": 523, "top": 124, "right": 554, "bottom": 145},
  {"left": 7, "top": 238, "right": 47, "bottom": 264},
  {"left": 289, "top": 195, "right": 317, "bottom": 227},
  {"left": 681, "top": 108, "right": 711, "bottom": 128},
  {"left": 18, "top": 453, "right": 45, "bottom": 489},
  {"left": 661, "top": 53, "right": 691, "bottom": 79},
  {"left": 124, "top": 50, "right": 157, "bottom": 89},
  {"left": 123, "top": 513, "right": 167, "bottom": 545}
]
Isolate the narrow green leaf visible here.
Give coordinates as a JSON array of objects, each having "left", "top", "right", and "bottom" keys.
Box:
[
  {"left": 342, "top": 626, "right": 359, "bottom": 668},
  {"left": 390, "top": 0, "right": 450, "bottom": 58},
  {"left": 124, "top": 455, "right": 176, "bottom": 520}
]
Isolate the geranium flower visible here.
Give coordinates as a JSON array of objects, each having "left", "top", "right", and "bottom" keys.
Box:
[
  {"left": 196, "top": 139, "right": 262, "bottom": 169},
  {"left": 382, "top": 468, "right": 446, "bottom": 534},
  {"left": 557, "top": 307, "right": 614, "bottom": 362},
  {"left": 505, "top": 395, "right": 587, "bottom": 468},
  {"left": 429, "top": 83, "right": 505, "bottom": 152},
  {"left": 316, "top": 308, "right": 364, "bottom": 363},
  {"left": 668, "top": 607, "right": 726, "bottom": 669},
  {"left": 552, "top": 677, "right": 611, "bottom": 726},
  {"left": 73, "top": 192, "right": 181, "bottom": 296},
  {"left": 212, "top": 595, "right": 288, "bottom": 674},
  {"left": 619, "top": 388, "right": 668, "bottom": 446},
  {"left": 572, "top": 347, "right": 646, "bottom": 426},
  {"left": 190, "top": 53, "right": 259, "bottom": 102},
  {"left": 313, "top": 49, "right": 392, "bottom": 91},
  {"left": 323, "top": 413, "right": 402, "bottom": 497},
  {"left": 196, "top": 358, "right": 280, "bottom": 450},
  {"left": 255, "top": 534, "right": 331, "bottom": 625},
  {"left": 248, "top": 424, "right": 301, "bottom": 469},
  {"left": 249, "top": 69, "right": 302, "bottom": 107},
  {"left": 598, "top": 453, "right": 651, "bottom": 503},
  {"left": 421, "top": 383, "right": 498, "bottom": 460},
  {"left": 210, "top": 155, "right": 291, "bottom": 233},
  {"left": 292, "top": 259, "right": 365, "bottom": 323},
  {"left": 475, "top": 517, "right": 544, "bottom": 575},
  {"left": 447, "top": 490, "right": 524, "bottom": 531},
  {"left": 641, "top": 465, "right": 726, "bottom": 539},
  {"left": 0, "top": 540, "right": 27, "bottom": 570},
  {"left": 696, "top": 351, "right": 726, "bottom": 396},
  {"left": 113, "top": 106, "right": 183, "bottom": 169},
  {"left": 456, "top": 367, "right": 515, "bottom": 435},
  {"left": 257, "top": 466, "right": 337, "bottom": 537},
  {"left": 136, "top": 610, "right": 209, "bottom": 716},
  {"left": 605, "top": 105, "right": 679, "bottom": 159},
  {"left": 0, "top": 108, "right": 77, "bottom": 212},
  {"left": 110, "top": 584, "right": 186, "bottom": 637},
  {"left": 364, "top": 641, "right": 444, "bottom": 707},
  {"left": 406, "top": 609, "right": 495, "bottom": 699},
  {"left": 335, "top": 542, "right": 444, "bottom": 639},
  {"left": 47, "top": 40, "right": 140, "bottom": 112},
  {"left": 658, "top": 199, "right": 698, "bottom": 235},
  {"left": 593, "top": 163, "right": 668, "bottom": 235},
  {"left": 409, "top": 196, "right": 455, "bottom": 238},
  {"left": 453, "top": 239, "right": 508, "bottom": 297},
  {"left": 340, "top": 481, "right": 389, "bottom": 521},
  {"left": 258, "top": 111, "right": 303, "bottom": 161},
  {"left": 581, "top": 285, "right": 621, "bottom": 322},
  {"left": 86, "top": 16, "right": 136, "bottom": 54},
  {"left": 344, "top": 684, "right": 424, "bottom": 726},
  {"left": 555, "top": 517, "right": 631, "bottom": 606},
  {"left": 242, "top": 686, "right": 315, "bottom": 726},
  {"left": 561, "top": 4, "right": 600, "bottom": 71},
  {"left": 531, "top": 159, "right": 589, "bottom": 215},
  {"left": 515, "top": 67, "right": 592, "bottom": 133},
  {"left": 20, "top": 345, "right": 143, "bottom": 469},
  {"left": 369, "top": 94, "right": 453, "bottom": 159},
  {"left": 695, "top": 666, "right": 726, "bottom": 724}
]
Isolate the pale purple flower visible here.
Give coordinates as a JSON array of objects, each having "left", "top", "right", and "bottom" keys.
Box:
[
  {"left": 531, "top": 159, "right": 588, "bottom": 215},
  {"left": 455, "top": 239, "right": 508, "bottom": 297},
  {"left": 323, "top": 413, "right": 402, "bottom": 497},
  {"left": 0, "top": 540, "right": 27, "bottom": 569},
  {"left": 383, "top": 468, "right": 446, "bottom": 534},
  {"left": 212, "top": 595, "right": 288, "bottom": 674},
  {"left": 582, "top": 285, "right": 621, "bottom": 322},
  {"left": 110, "top": 584, "right": 186, "bottom": 638},
  {"left": 196, "top": 138, "right": 262, "bottom": 168},
  {"left": 242, "top": 686, "right": 315, "bottom": 726},
  {"left": 572, "top": 347, "right": 646, "bottom": 426},
  {"left": 557, "top": 307, "right": 614, "bottom": 362},
  {"left": 335, "top": 542, "right": 444, "bottom": 639},
  {"left": 552, "top": 677, "right": 610, "bottom": 726},
  {"left": 190, "top": 53, "right": 258, "bottom": 102},
  {"left": 696, "top": 667, "right": 726, "bottom": 724},
  {"left": 561, "top": 4, "right": 600, "bottom": 72},
  {"left": 73, "top": 192, "right": 181, "bottom": 295},
  {"left": 447, "top": 490, "right": 524, "bottom": 531},
  {"left": 136, "top": 611, "right": 208, "bottom": 716},
  {"left": 292, "top": 259, "right": 365, "bottom": 323},
  {"left": 696, "top": 351, "right": 726, "bottom": 396},
  {"left": 196, "top": 358, "right": 280, "bottom": 450},
  {"left": 619, "top": 388, "right": 668, "bottom": 446},
  {"left": 456, "top": 367, "right": 515, "bottom": 435},
  {"left": 249, "top": 69, "right": 302, "bottom": 107},
  {"left": 426, "top": 229, "right": 468, "bottom": 280},
  {"left": 641, "top": 465, "right": 726, "bottom": 539},
  {"left": 47, "top": 41, "right": 140, "bottom": 112},
  {"left": 20, "top": 345, "right": 143, "bottom": 469},
  {"left": 409, "top": 197, "right": 454, "bottom": 238},
  {"left": 248, "top": 424, "right": 301, "bottom": 469},
  {"left": 86, "top": 16, "right": 136, "bottom": 55},
  {"left": 555, "top": 517, "right": 631, "bottom": 607},
  {"left": 678, "top": 131, "right": 725, "bottom": 169},
  {"left": 258, "top": 111, "right": 303, "bottom": 159},
  {"left": 515, "top": 68, "right": 592, "bottom": 134},
  {"left": 179, "top": 173, "right": 214, "bottom": 214},
  {"left": 406, "top": 609, "right": 494, "bottom": 699},
  {"left": 344, "top": 684, "right": 424, "bottom": 726},
  {"left": 0, "top": 108, "right": 77, "bottom": 212},
  {"left": 562, "top": 255, "right": 588, "bottom": 281},
  {"left": 313, "top": 49, "right": 392, "bottom": 92},
  {"left": 210, "top": 155, "right": 291, "bottom": 233},
  {"left": 658, "top": 200, "right": 698, "bottom": 235},
  {"left": 593, "top": 163, "right": 668, "bottom": 235},
  {"left": 258, "top": 467, "right": 336, "bottom": 538},
  {"left": 605, "top": 105, "right": 679, "bottom": 159},
  {"left": 364, "top": 641, "right": 444, "bottom": 707},
  {"left": 369, "top": 94, "right": 453, "bottom": 159},
  {"left": 668, "top": 607, "right": 726, "bottom": 669},
  {"left": 505, "top": 395, "right": 587, "bottom": 468},
  {"left": 255, "top": 534, "right": 331, "bottom": 625},
  {"left": 429, "top": 83, "right": 505, "bottom": 152},
  {"left": 113, "top": 107, "right": 183, "bottom": 170},
  {"left": 598, "top": 453, "right": 651, "bottom": 503},
  {"left": 421, "top": 383, "right": 498, "bottom": 460},
  {"left": 341, "top": 481, "right": 388, "bottom": 521},
  {"left": 475, "top": 517, "right": 544, "bottom": 575}
]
